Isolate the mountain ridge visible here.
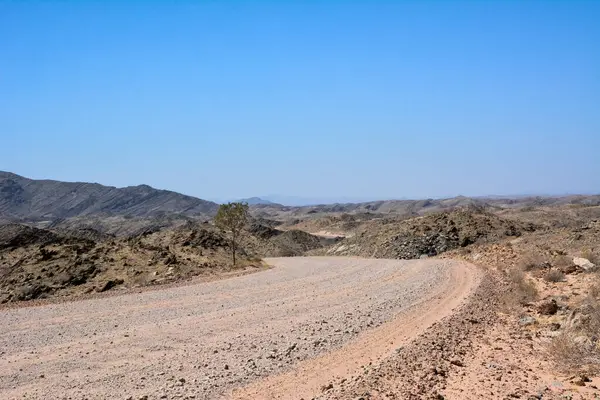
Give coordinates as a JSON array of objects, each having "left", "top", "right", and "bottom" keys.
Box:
[
  {"left": 2, "top": 171, "right": 600, "bottom": 224},
  {"left": 0, "top": 171, "right": 219, "bottom": 221}
]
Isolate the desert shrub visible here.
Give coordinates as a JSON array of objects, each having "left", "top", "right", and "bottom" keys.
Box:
[
  {"left": 544, "top": 269, "right": 565, "bottom": 283},
  {"left": 246, "top": 254, "right": 263, "bottom": 263},
  {"left": 549, "top": 296, "right": 600, "bottom": 374},
  {"left": 553, "top": 255, "right": 573, "bottom": 268},
  {"left": 519, "top": 253, "right": 547, "bottom": 271},
  {"left": 505, "top": 267, "right": 538, "bottom": 305},
  {"left": 548, "top": 332, "right": 599, "bottom": 374},
  {"left": 590, "top": 278, "right": 600, "bottom": 300}
]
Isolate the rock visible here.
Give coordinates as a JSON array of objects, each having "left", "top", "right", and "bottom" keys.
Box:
[
  {"left": 519, "top": 316, "right": 536, "bottom": 326},
  {"left": 573, "top": 257, "right": 597, "bottom": 272},
  {"left": 450, "top": 359, "right": 464, "bottom": 367},
  {"left": 572, "top": 376, "right": 587, "bottom": 386},
  {"left": 547, "top": 322, "right": 561, "bottom": 331},
  {"left": 537, "top": 299, "right": 558, "bottom": 315},
  {"left": 321, "top": 383, "right": 334, "bottom": 392},
  {"left": 560, "top": 264, "right": 578, "bottom": 274},
  {"left": 98, "top": 279, "right": 124, "bottom": 293},
  {"left": 285, "top": 343, "right": 297, "bottom": 356}
]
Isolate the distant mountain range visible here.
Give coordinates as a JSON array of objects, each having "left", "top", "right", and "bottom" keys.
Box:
[
  {"left": 1, "top": 171, "right": 599, "bottom": 224},
  {"left": 236, "top": 197, "right": 280, "bottom": 206},
  {"left": 0, "top": 171, "right": 219, "bottom": 221}
]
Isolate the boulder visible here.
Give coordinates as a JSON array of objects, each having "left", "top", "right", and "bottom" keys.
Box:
[
  {"left": 560, "top": 264, "right": 578, "bottom": 274},
  {"left": 573, "top": 257, "right": 597, "bottom": 272},
  {"left": 519, "top": 316, "right": 536, "bottom": 326},
  {"left": 537, "top": 299, "right": 558, "bottom": 315}
]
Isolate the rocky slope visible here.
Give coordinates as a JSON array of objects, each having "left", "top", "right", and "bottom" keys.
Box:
[
  {"left": 0, "top": 171, "right": 219, "bottom": 221},
  {"left": 0, "top": 223, "right": 249, "bottom": 303},
  {"left": 0, "top": 220, "right": 329, "bottom": 303},
  {"left": 322, "top": 208, "right": 536, "bottom": 259},
  {"left": 249, "top": 195, "right": 600, "bottom": 222}
]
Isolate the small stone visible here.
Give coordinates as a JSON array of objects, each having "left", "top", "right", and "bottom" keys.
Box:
[
  {"left": 450, "top": 359, "right": 464, "bottom": 367},
  {"left": 519, "top": 316, "right": 536, "bottom": 326},
  {"left": 321, "top": 383, "right": 334, "bottom": 392}
]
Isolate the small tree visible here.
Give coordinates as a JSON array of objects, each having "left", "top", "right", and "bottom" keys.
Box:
[{"left": 214, "top": 202, "right": 249, "bottom": 266}]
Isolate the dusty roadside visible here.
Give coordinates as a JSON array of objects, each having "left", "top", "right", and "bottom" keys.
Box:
[{"left": 228, "top": 259, "right": 479, "bottom": 399}]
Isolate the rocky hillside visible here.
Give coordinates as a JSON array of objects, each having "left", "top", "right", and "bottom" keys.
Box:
[
  {"left": 0, "top": 220, "right": 329, "bottom": 303},
  {"left": 0, "top": 223, "right": 247, "bottom": 303},
  {"left": 242, "top": 222, "right": 339, "bottom": 257},
  {"left": 322, "top": 208, "right": 536, "bottom": 259},
  {"left": 250, "top": 195, "right": 600, "bottom": 222},
  {"left": 0, "top": 171, "right": 219, "bottom": 222}
]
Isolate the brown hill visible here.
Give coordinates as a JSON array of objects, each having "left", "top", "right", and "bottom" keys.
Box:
[
  {"left": 321, "top": 208, "right": 537, "bottom": 259},
  {"left": 250, "top": 195, "right": 600, "bottom": 222},
  {"left": 0, "top": 223, "right": 249, "bottom": 303},
  {"left": 0, "top": 221, "right": 329, "bottom": 303},
  {"left": 0, "top": 171, "right": 219, "bottom": 222}
]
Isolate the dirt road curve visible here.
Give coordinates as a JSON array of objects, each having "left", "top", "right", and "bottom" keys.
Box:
[{"left": 0, "top": 257, "right": 479, "bottom": 400}]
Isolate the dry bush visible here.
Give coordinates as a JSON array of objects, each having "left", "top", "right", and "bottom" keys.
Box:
[
  {"left": 553, "top": 255, "right": 573, "bottom": 268},
  {"left": 246, "top": 254, "right": 263, "bottom": 263},
  {"left": 548, "top": 332, "right": 600, "bottom": 374},
  {"left": 590, "top": 279, "right": 600, "bottom": 300},
  {"left": 544, "top": 269, "right": 565, "bottom": 283},
  {"left": 518, "top": 253, "right": 547, "bottom": 271},
  {"left": 549, "top": 296, "right": 600, "bottom": 374},
  {"left": 504, "top": 267, "right": 538, "bottom": 307}
]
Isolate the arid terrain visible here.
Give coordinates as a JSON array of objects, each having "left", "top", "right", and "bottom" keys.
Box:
[
  {"left": 1, "top": 257, "right": 476, "bottom": 400},
  {"left": 2, "top": 172, "right": 600, "bottom": 399}
]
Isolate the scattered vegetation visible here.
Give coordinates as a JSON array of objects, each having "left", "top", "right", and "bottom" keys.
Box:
[
  {"left": 214, "top": 202, "right": 249, "bottom": 266},
  {"left": 505, "top": 266, "right": 538, "bottom": 306},
  {"left": 519, "top": 253, "right": 547, "bottom": 271},
  {"left": 549, "top": 295, "right": 600, "bottom": 374},
  {"left": 553, "top": 254, "right": 573, "bottom": 268},
  {"left": 544, "top": 269, "right": 566, "bottom": 283}
]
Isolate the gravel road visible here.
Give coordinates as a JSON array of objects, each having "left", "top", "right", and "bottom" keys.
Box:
[{"left": 0, "top": 257, "right": 478, "bottom": 400}]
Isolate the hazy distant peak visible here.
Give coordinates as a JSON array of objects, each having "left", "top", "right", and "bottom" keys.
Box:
[{"left": 237, "top": 197, "right": 277, "bottom": 205}]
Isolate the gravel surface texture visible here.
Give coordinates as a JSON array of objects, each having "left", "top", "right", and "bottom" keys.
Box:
[{"left": 0, "top": 257, "right": 477, "bottom": 400}]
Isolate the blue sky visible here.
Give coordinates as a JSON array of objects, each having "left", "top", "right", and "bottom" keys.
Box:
[{"left": 1, "top": 1, "right": 599, "bottom": 203}]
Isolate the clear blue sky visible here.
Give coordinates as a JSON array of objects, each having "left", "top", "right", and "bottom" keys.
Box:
[{"left": 1, "top": 1, "right": 599, "bottom": 202}]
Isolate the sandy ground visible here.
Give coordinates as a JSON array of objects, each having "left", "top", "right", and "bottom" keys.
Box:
[{"left": 0, "top": 257, "right": 478, "bottom": 400}]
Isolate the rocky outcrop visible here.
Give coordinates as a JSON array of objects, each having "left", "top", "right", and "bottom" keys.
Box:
[{"left": 326, "top": 209, "right": 535, "bottom": 259}]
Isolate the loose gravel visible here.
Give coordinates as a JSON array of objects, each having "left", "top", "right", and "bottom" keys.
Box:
[{"left": 0, "top": 257, "right": 475, "bottom": 400}]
